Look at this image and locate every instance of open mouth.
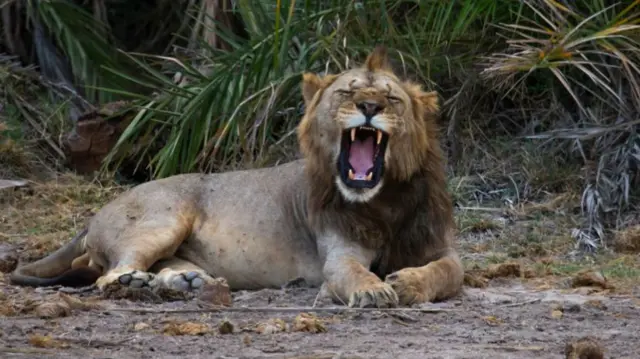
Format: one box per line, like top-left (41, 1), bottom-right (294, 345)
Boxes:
top-left (338, 126), bottom-right (390, 189)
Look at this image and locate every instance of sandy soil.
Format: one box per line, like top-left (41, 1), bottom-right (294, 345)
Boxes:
top-left (1, 277), bottom-right (638, 359)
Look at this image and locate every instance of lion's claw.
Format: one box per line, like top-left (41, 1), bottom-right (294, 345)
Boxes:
top-left (348, 282), bottom-right (399, 308)
top-left (385, 268), bottom-right (430, 306)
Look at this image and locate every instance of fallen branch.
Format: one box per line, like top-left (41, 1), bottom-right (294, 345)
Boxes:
top-left (499, 298), bottom-right (541, 308)
top-left (0, 347), bottom-right (54, 355)
top-left (477, 344), bottom-right (545, 352)
top-left (456, 206), bottom-right (505, 212)
top-left (104, 305), bottom-right (451, 315)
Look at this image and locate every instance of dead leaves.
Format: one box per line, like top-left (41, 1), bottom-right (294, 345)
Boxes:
top-left (463, 273), bottom-right (489, 288)
top-left (35, 302), bottom-right (71, 319)
top-left (254, 318), bottom-right (288, 334)
top-left (481, 315), bottom-right (504, 326)
top-left (0, 292), bottom-right (104, 318)
top-left (34, 292), bottom-right (105, 319)
top-left (0, 243), bottom-right (18, 273)
top-left (551, 309), bottom-right (564, 319)
top-left (150, 313), bottom-right (328, 337)
top-left (485, 262), bottom-right (522, 278)
top-left (292, 313), bottom-right (327, 333)
top-left (612, 224), bottom-right (640, 253)
top-left (251, 313), bottom-right (327, 334)
top-left (571, 270), bottom-right (613, 290)
top-left (218, 319), bottom-right (235, 334)
top-left (583, 299), bottom-right (607, 310)
top-left (133, 322), bottom-right (151, 331)
top-left (564, 336), bottom-right (605, 359)
top-left (58, 292), bottom-right (103, 311)
top-left (101, 283), bottom-right (194, 303)
top-left (28, 334), bottom-right (69, 349)
top-left (0, 296), bottom-right (38, 317)
top-left (464, 262), bottom-right (535, 288)
top-left (162, 321), bottom-right (211, 336)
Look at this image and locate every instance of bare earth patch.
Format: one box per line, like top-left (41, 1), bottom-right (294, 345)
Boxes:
top-left (0, 279), bottom-right (639, 358)
top-left (1, 177), bottom-right (640, 358)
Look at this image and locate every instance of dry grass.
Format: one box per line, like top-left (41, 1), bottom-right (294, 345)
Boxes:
top-left (612, 225), bottom-right (640, 254)
top-left (0, 171), bottom-right (127, 261)
top-left (0, 135), bottom-right (35, 180)
top-left (456, 194), bottom-right (640, 294)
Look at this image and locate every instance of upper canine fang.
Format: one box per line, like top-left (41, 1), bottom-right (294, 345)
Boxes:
top-left (350, 128), bottom-right (356, 142)
top-left (376, 130), bottom-right (382, 144)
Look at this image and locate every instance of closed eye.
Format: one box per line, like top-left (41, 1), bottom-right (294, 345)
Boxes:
top-left (386, 96), bottom-right (402, 103)
top-left (336, 89), bottom-right (354, 96)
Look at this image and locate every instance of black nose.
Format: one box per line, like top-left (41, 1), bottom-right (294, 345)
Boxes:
top-left (356, 100), bottom-right (384, 118)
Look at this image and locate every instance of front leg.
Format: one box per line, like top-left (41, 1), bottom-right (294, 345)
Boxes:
top-left (318, 232), bottom-right (398, 308)
top-left (385, 249), bottom-right (464, 306)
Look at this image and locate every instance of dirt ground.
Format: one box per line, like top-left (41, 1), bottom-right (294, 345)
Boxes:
top-left (1, 176), bottom-right (640, 358)
top-left (0, 277), bottom-right (638, 359)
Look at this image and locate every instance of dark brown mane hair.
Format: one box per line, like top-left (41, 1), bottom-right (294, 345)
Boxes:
top-left (297, 46), bottom-right (454, 277)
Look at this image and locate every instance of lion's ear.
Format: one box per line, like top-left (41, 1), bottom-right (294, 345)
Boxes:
top-left (302, 73), bottom-right (323, 105)
top-left (418, 91), bottom-right (440, 114)
top-left (364, 45), bottom-right (391, 72)
top-left (301, 73), bottom-right (337, 105)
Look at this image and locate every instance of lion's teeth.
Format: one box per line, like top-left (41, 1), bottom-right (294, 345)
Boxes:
top-left (351, 128), bottom-right (356, 142)
top-left (348, 169), bottom-right (355, 180)
top-left (376, 130), bottom-right (382, 145)
top-left (365, 172), bottom-right (373, 181)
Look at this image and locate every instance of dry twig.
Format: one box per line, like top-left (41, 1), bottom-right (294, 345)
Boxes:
top-left (499, 298), bottom-right (542, 308)
top-left (104, 305), bottom-right (451, 315)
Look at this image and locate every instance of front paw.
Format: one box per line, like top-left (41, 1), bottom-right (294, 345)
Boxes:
top-left (385, 268), bottom-right (431, 306)
top-left (349, 281), bottom-right (399, 308)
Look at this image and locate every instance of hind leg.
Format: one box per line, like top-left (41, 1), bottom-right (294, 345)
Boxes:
top-left (149, 257), bottom-right (216, 292)
top-left (92, 217), bottom-right (192, 291)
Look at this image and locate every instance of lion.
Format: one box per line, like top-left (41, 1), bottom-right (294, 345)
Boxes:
top-left (10, 46), bottom-right (464, 308)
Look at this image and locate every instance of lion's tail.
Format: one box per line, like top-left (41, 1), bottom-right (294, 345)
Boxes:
top-left (9, 228), bottom-right (101, 288)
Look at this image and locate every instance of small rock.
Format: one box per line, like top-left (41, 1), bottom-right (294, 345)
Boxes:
top-left (133, 322), bottom-right (150, 331)
top-left (242, 334), bottom-right (252, 346)
top-left (550, 302), bottom-right (564, 311)
top-left (565, 303), bottom-right (581, 313)
top-left (0, 243), bottom-right (18, 273)
top-left (218, 319), bottom-right (234, 334)
top-left (198, 278), bottom-right (232, 307)
top-left (551, 309), bottom-right (563, 319)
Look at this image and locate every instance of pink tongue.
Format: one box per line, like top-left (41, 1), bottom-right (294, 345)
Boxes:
top-left (348, 136), bottom-right (375, 179)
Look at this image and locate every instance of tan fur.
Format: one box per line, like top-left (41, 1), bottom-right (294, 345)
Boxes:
top-left (10, 46), bottom-right (463, 307)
